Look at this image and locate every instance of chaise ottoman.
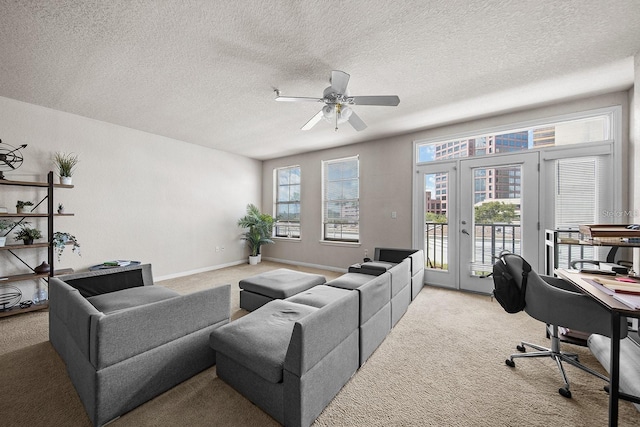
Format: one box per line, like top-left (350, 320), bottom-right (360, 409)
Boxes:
top-left (239, 268), bottom-right (327, 311)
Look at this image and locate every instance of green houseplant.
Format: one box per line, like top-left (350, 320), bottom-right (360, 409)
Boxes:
top-left (237, 203), bottom-right (274, 264)
top-left (52, 231), bottom-right (81, 262)
top-left (16, 200), bottom-right (34, 214)
top-left (14, 223), bottom-right (42, 245)
top-left (53, 152), bottom-right (79, 185)
top-left (0, 219), bottom-right (12, 247)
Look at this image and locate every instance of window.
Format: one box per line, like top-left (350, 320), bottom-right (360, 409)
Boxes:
top-left (416, 113), bottom-right (611, 163)
top-left (274, 166), bottom-right (301, 238)
top-left (322, 156), bottom-right (359, 242)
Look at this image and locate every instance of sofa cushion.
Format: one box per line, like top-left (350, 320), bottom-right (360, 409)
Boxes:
top-left (239, 268), bottom-right (326, 299)
top-left (326, 272), bottom-right (376, 290)
top-left (86, 285), bottom-right (179, 313)
top-left (210, 300), bottom-right (317, 383)
top-left (349, 261), bottom-right (394, 276)
top-left (286, 285), bottom-right (353, 308)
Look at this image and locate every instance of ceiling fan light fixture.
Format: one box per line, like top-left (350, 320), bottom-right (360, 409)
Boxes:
top-left (322, 104), bottom-right (351, 124)
top-left (281, 70), bottom-right (399, 132)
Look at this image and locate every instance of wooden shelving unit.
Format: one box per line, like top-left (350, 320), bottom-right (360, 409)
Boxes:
top-left (0, 171), bottom-right (74, 317)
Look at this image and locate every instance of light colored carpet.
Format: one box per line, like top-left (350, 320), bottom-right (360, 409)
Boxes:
top-left (0, 261), bottom-right (638, 426)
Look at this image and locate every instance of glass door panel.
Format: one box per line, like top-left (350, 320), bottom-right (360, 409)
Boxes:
top-left (459, 152), bottom-right (539, 293)
top-left (414, 162), bottom-right (457, 289)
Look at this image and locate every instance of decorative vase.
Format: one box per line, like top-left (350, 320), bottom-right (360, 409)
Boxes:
top-left (32, 288), bottom-right (48, 305)
top-left (17, 207), bottom-right (25, 214)
top-left (23, 238), bottom-right (34, 245)
top-left (34, 261), bottom-right (50, 274)
top-left (60, 176), bottom-right (72, 185)
top-left (249, 255), bottom-right (259, 265)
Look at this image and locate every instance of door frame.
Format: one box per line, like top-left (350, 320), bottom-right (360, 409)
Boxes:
top-left (458, 151), bottom-right (539, 293)
top-left (413, 162), bottom-right (458, 289)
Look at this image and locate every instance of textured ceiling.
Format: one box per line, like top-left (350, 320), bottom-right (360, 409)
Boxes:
top-left (1, 0), bottom-right (639, 160)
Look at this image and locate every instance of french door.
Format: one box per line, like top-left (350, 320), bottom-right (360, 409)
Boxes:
top-left (458, 152), bottom-right (539, 293)
top-left (415, 152), bottom-right (539, 293)
top-left (414, 162), bottom-right (458, 289)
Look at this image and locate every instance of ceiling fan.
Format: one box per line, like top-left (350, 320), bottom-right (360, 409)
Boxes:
top-left (274, 70), bottom-right (400, 132)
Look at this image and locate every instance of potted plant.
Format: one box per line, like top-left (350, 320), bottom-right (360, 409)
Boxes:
top-left (53, 152), bottom-right (79, 185)
top-left (14, 224), bottom-right (42, 245)
top-left (0, 219), bottom-right (12, 247)
top-left (57, 203), bottom-right (64, 214)
top-left (16, 200), bottom-right (34, 214)
top-left (240, 227), bottom-right (264, 265)
top-left (52, 231), bottom-right (81, 262)
top-left (237, 204), bottom-right (274, 264)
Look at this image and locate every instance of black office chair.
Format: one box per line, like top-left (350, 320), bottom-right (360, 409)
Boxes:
top-left (499, 253), bottom-right (628, 398)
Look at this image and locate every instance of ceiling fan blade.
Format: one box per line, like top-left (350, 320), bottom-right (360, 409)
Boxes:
top-left (348, 111), bottom-right (367, 131)
top-left (330, 70), bottom-right (350, 94)
top-left (301, 110), bottom-right (324, 130)
top-left (275, 96), bottom-right (322, 102)
top-left (350, 95), bottom-right (400, 106)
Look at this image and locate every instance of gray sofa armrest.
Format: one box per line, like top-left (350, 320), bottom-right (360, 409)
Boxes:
top-left (285, 289), bottom-right (359, 376)
top-left (409, 250), bottom-right (425, 276)
top-left (91, 284), bottom-right (231, 368)
top-left (49, 277), bottom-right (102, 361)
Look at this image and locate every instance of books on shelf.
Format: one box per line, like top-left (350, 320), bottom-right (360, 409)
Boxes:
top-left (102, 260), bottom-right (131, 267)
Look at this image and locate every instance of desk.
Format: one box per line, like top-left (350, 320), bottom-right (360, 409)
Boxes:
top-left (555, 268), bottom-right (640, 427)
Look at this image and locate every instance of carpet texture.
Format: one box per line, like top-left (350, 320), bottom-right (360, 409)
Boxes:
top-left (0, 261), bottom-right (638, 426)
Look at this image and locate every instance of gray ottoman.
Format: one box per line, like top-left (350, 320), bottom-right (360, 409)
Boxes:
top-left (239, 268), bottom-right (327, 311)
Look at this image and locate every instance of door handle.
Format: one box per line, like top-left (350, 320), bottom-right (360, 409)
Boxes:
top-left (461, 229), bottom-right (470, 235)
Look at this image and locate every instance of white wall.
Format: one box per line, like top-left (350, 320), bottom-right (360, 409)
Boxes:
top-left (262, 91), bottom-right (631, 271)
top-left (0, 96), bottom-right (261, 301)
top-left (262, 138), bottom-right (413, 271)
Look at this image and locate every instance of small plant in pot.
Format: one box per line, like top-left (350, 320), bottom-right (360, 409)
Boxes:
top-left (52, 231), bottom-right (81, 262)
top-left (14, 223), bottom-right (42, 245)
top-left (16, 200), bottom-right (34, 214)
top-left (57, 203), bottom-right (64, 214)
top-left (53, 151), bottom-right (79, 185)
top-left (0, 219), bottom-right (12, 247)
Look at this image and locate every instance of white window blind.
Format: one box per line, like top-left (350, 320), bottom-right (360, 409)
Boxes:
top-left (555, 157), bottom-right (598, 229)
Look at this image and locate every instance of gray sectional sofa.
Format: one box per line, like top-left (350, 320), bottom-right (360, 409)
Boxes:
top-left (210, 285), bottom-right (359, 427)
top-left (325, 271), bottom-right (392, 366)
top-left (210, 248), bottom-right (425, 427)
top-left (374, 247), bottom-right (425, 300)
top-left (49, 264), bottom-right (231, 427)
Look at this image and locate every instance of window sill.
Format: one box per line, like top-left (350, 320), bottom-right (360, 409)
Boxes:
top-left (319, 240), bottom-right (361, 247)
top-left (273, 236), bottom-right (301, 242)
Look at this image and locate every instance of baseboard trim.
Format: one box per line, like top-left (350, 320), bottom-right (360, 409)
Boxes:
top-left (155, 260), bottom-right (246, 282)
